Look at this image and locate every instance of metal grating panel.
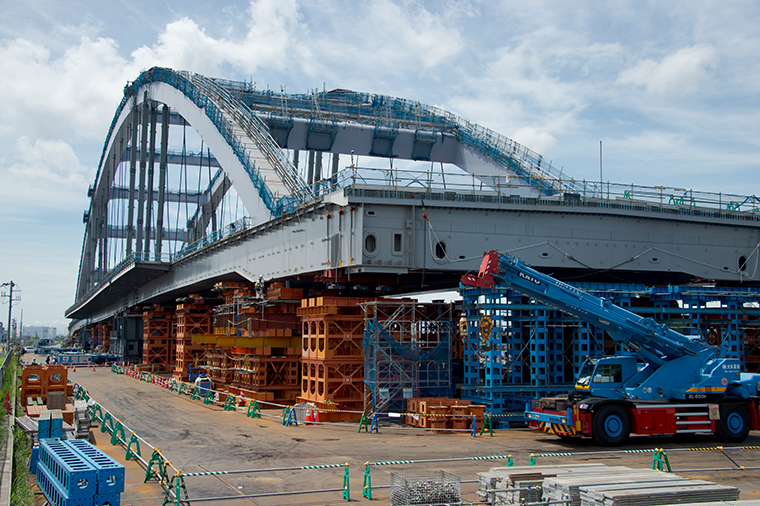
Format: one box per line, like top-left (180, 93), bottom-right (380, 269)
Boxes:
top-left (67, 439), bottom-right (125, 495)
top-left (38, 439), bottom-right (98, 499)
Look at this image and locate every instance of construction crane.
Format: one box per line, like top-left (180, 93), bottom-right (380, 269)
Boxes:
top-left (461, 251), bottom-right (760, 445)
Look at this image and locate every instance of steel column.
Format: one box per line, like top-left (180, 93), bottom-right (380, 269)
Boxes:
top-left (307, 150), bottom-right (314, 184)
top-left (144, 103), bottom-right (157, 258)
top-left (155, 104), bottom-right (169, 257)
top-left (135, 92), bottom-right (149, 256)
top-left (126, 97), bottom-right (139, 256)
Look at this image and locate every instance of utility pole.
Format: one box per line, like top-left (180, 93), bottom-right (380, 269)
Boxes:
top-left (1, 281), bottom-right (20, 346)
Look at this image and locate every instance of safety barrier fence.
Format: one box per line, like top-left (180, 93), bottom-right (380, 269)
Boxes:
top-left (71, 382), bottom-right (353, 504)
top-left (71, 383), bottom-right (185, 504)
top-left (72, 378), bottom-right (760, 505)
top-left (113, 364), bottom-right (504, 436)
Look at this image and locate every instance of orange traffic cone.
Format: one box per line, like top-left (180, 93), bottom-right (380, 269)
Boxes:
top-left (305, 409), bottom-right (314, 425)
top-left (72, 366), bottom-right (76, 372)
top-left (313, 409), bottom-right (321, 424)
top-left (92, 366), bottom-right (96, 372)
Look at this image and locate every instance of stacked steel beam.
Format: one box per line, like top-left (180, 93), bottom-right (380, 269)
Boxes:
top-left (231, 283), bottom-right (303, 403)
top-left (201, 281), bottom-right (303, 403)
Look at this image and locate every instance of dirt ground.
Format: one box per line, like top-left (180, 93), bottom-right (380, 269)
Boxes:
top-left (52, 364), bottom-right (760, 505)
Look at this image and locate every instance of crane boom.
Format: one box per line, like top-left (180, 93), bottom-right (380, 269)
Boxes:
top-left (461, 251), bottom-right (717, 367)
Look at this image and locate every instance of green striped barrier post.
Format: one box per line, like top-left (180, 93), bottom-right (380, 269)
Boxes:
top-left (125, 432), bottom-right (141, 460)
top-left (169, 379), bottom-right (178, 392)
top-left (507, 455), bottom-right (513, 467)
top-left (362, 462), bottom-right (372, 499)
top-left (529, 453), bottom-right (536, 466)
top-left (144, 449), bottom-right (169, 484)
top-left (101, 412), bottom-right (114, 434)
top-left (76, 386), bottom-right (90, 402)
top-left (358, 413), bottom-right (368, 433)
top-left (179, 382), bottom-right (189, 396)
top-left (652, 448), bottom-right (671, 472)
top-left (480, 415), bottom-right (493, 436)
top-left (342, 464), bottom-right (350, 502)
top-left (247, 401), bottom-right (261, 418)
top-left (191, 386), bottom-right (200, 400)
top-left (111, 419), bottom-right (126, 446)
top-left (164, 472), bottom-right (189, 506)
top-left (223, 395), bottom-right (236, 411)
top-left (282, 407), bottom-right (291, 426)
top-left (89, 403), bottom-right (103, 423)
top-left (286, 407), bottom-right (298, 427)
top-left (203, 390), bottom-right (214, 405)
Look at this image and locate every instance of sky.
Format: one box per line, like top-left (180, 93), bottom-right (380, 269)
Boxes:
top-left (1, 0), bottom-right (759, 332)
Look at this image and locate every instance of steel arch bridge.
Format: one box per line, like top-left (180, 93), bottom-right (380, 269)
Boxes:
top-left (68, 67), bottom-right (760, 330)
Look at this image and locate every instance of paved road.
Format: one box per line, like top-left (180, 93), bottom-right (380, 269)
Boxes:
top-left (70, 366), bottom-right (760, 505)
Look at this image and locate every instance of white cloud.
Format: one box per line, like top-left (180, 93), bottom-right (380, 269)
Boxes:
top-left (288, 0), bottom-right (464, 87)
top-left (511, 127), bottom-right (557, 156)
top-left (8, 136), bottom-right (94, 190)
top-left (0, 36), bottom-right (129, 140)
top-left (617, 44), bottom-right (719, 95)
top-left (130, 0), bottom-right (305, 77)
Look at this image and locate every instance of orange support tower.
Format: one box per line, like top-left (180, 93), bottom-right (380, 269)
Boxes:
top-left (174, 295), bottom-right (215, 381)
top-left (141, 305), bottom-right (176, 372)
top-left (297, 296), bottom-right (373, 419)
top-left (100, 323), bottom-right (113, 353)
top-left (90, 323), bottom-right (112, 352)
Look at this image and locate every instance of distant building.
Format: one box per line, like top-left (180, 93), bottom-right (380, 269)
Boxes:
top-left (24, 326), bottom-right (57, 341)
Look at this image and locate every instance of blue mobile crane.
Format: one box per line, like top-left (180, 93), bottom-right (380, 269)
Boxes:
top-left (461, 250), bottom-right (760, 445)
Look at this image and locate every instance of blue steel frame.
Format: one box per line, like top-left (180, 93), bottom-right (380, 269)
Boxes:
top-left (460, 283), bottom-right (760, 421)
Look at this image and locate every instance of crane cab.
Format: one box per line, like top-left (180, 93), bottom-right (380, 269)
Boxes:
top-left (576, 356), bottom-right (638, 399)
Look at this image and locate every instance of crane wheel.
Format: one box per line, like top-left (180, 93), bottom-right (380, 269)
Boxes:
top-left (715, 404), bottom-right (750, 443)
top-left (592, 404), bottom-right (631, 446)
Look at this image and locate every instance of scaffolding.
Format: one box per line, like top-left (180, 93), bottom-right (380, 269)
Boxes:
top-left (362, 300), bottom-right (454, 415)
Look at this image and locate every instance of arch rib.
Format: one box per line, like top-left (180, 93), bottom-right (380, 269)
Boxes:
top-left (128, 68), bottom-right (311, 217)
